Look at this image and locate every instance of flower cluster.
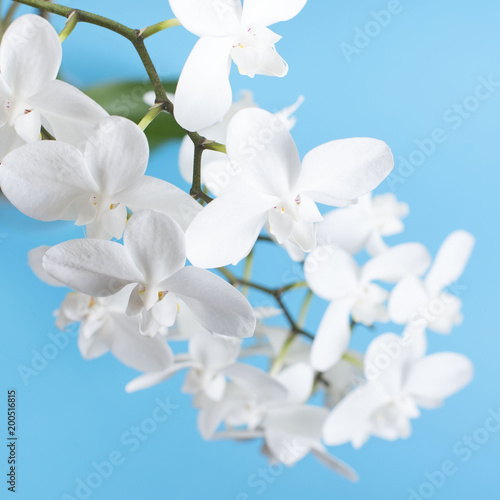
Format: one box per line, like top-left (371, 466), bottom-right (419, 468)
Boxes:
top-left (0, 4), bottom-right (474, 481)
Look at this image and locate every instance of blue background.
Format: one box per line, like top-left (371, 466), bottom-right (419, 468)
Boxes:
top-left (1, 0), bottom-right (498, 499)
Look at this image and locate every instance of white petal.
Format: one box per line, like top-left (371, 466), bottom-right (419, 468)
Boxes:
top-left (0, 122), bottom-right (25, 159)
top-left (264, 405), bottom-right (328, 464)
top-left (28, 246), bottom-right (64, 287)
top-left (174, 36), bottom-right (233, 131)
top-left (388, 276), bottom-right (430, 325)
top-left (275, 362), bottom-right (314, 403)
top-left (151, 292), bottom-right (178, 327)
top-left (83, 116), bottom-right (149, 195)
top-left (310, 299), bottom-right (354, 372)
top-left (78, 329), bottom-right (108, 360)
top-left (316, 207), bottom-right (371, 254)
top-left (322, 382), bottom-right (390, 446)
top-left (223, 363), bottom-right (287, 402)
top-left (29, 80), bottom-right (108, 145)
top-left (43, 239), bottom-right (143, 296)
top-left (189, 330), bottom-right (240, 368)
top-left (297, 138), bottom-right (394, 204)
top-left (163, 266), bottom-right (256, 338)
top-left (169, 0), bottom-right (241, 37)
top-left (100, 313), bottom-right (174, 372)
top-left (226, 108), bottom-right (301, 196)
top-left (185, 185), bottom-right (274, 268)
top-left (310, 445), bottom-right (359, 481)
top-left (14, 108), bottom-right (41, 143)
top-left (0, 141), bottom-right (97, 221)
top-left (124, 210), bottom-right (186, 284)
top-left (405, 352), bottom-right (473, 407)
top-left (0, 15), bottom-right (61, 99)
top-left (361, 243), bottom-right (432, 284)
top-left (363, 332), bottom-right (408, 395)
top-left (119, 176), bottom-right (201, 231)
top-left (425, 230), bottom-right (475, 297)
top-left (305, 246), bottom-right (359, 301)
top-left (126, 361), bottom-right (194, 392)
top-left (242, 0), bottom-right (307, 26)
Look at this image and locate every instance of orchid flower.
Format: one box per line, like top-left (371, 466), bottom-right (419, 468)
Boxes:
top-left (321, 351), bottom-right (364, 408)
top-left (205, 362), bottom-right (357, 479)
top-left (0, 14), bottom-right (107, 158)
top-left (323, 330), bottom-right (473, 448)
top-left (177, 91), bottom-right (304, 195)
top-left (57, 288), bottom-right (174, 374)
top-left (169, 0), bottom-right (307, 130)
top-left (127, 328), bottom-right (241, 397)
top-left (388, 230), bottom-right (475, 334)
top-left (0, 116), bottom-right (200, 239)
top-left (316, 193), bottom-right (409, 256)
top-left (305, 243), bottom-right (431, 372)
top-left (42, 209), bottom-right (256, 338)
top-left (185, 108), bottom-right (394, 268)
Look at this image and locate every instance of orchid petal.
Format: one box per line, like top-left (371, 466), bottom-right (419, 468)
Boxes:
top-left (298, 138), bottom-right (393, 204)
top-left (226, 108), bottom-right (301, 196)
top-left (83, 116), bottom-right (149, 195)
top-left (0, 141), bottom-right (97, 221)
top-left (164, 266), bottom-right (256, 338)
top-left (124, 210), bottom-right (186, 284)
top-left (101, 314), bottom-right (174, 372)
top-left (185, 185), bottom-right (274, 268)
top-left (0, 15), bottom-right (61, 99)
top-left (310, 299), bottom-right (354, 372)
top-left (169, 0), bottom-right (241, 37)
top-left (388, 276), bottom-right (430, 325)
top-left (361, 243), bottom-right (432, 284)
top-left (405, 352), bottom-right (473, 407)
top-left (305, 247), bottom-right (359, 301)
top-left (425, 230), bottom-right (475, 297)
top-left (174, 36), bottom-right (233, 131)
top-left (119, 176), bottom-right (201, 231)
top-left (29, 80), bottom-right (108, 145)
top-left (43, 239), bottom-right (143, 296)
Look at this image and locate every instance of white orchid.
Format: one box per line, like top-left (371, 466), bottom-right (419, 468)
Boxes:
top-left (321, 351), bottom-right (364, 408)
top-left (388, 230), bottom-right (475, 334)
top-left (177, 91), bottom-right (304, 195)
top-left (0, 14), bottom-right (107, 158)
top-left (316, 193), bottom-right (409, 256)
top-left (305, 243), bottom-right (431, 372)
top-left (127, 328), bottom-right (241, 398)
top-left (323, 330), bottom-right (473, 448)
top-left (57, 288), bottom-right (174, 374)
top-left (169, 0), bottom-right (307, 130)
top-left (0, 116), bottom-right (200, 239)
top-left (42, 209), bottom-right (256, 338)
top-left (204, 362), bottom-right (357, 479)
top-left (185, 108), bottom-right (394, 268)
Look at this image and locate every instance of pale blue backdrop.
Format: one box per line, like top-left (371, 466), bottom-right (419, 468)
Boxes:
top-left (1, 1), bottom-right (498, 499)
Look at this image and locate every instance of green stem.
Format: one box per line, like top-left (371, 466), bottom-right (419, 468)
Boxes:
top-left (277, 281), bottom-right (308, 295)
top-left (297, 289), bottom-right (314, 328)
top-left (190, 144), bottom-right (213, 204)
top-left (270, 333), bottom-right (295, 376)
top-left (58, 9), bottom-right (78, 43)
top-left (241, 250), bottom-right (254, 297)
top-left (3, 1), bottom-right (18, 29)
top-left (138, 104), bottom-right (163, 131)
top-left (342, 352), bottom-right (363, 370)
top-left (219, 268), bottom-right (315, 340)
top-left (140, 18), bottom-right (180, 39)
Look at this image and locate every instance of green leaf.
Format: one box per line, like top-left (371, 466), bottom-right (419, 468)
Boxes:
top-left (83, 80), bottom-right (185, 151)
